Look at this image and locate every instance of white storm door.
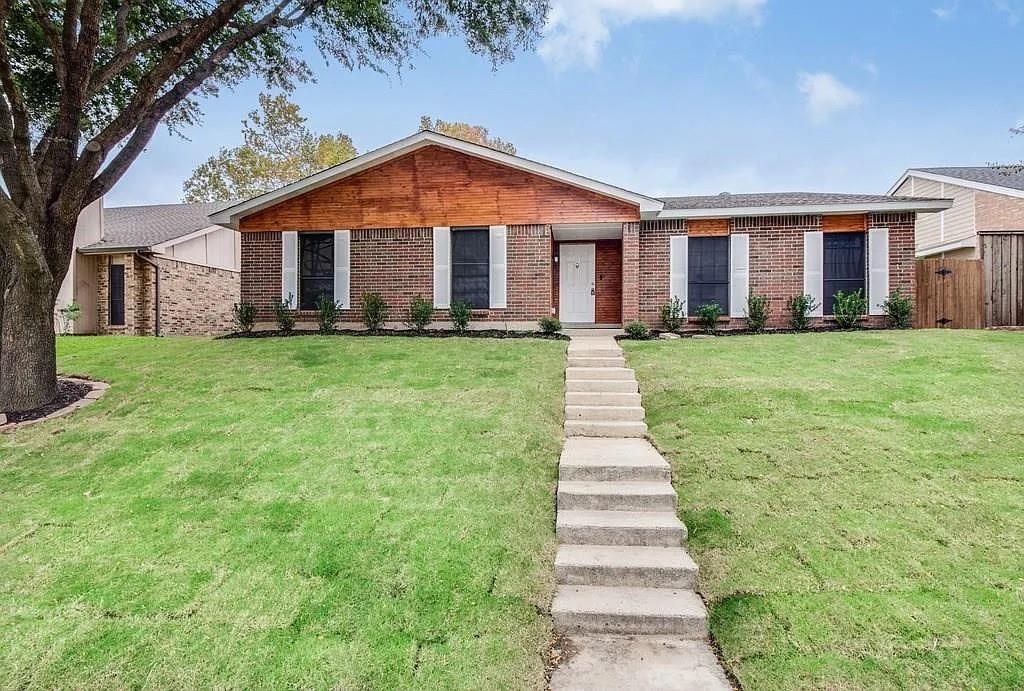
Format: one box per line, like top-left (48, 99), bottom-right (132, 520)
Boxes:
top-left (560, 243), bottom-right (596, 323)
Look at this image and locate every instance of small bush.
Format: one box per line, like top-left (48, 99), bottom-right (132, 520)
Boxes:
top-left (659, 297), bottom-right (685, 332)
top-left (272, 296), bottom-right (296, 334)
top-left (232, 302), bottom-right (257, 334)
top-left (315, 294), bottom-right (341, 334)
top-left (624, 321), bottom-right (650, 339)
top-left (883, 290), bottom-right (913, 329)
top-left (787, 294), bottom-right (818, 332)
top-left (449, 300), bottom-right (472, 333)
top-left (361, 292), bottom-right (388, 331)
top-left (695, 302), bottom-right (723, 334)
top-left (407, 296), bottom-right (433, 331)
top-left (833, 289), bottom-right (867, 330)
top-left (538, 316), bottom-right (562, 334)
top-left (58, 302), bottom-right (82, 335)
top-left (745, 295), bottom-right (770, 333)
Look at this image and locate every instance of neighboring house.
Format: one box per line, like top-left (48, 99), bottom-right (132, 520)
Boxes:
top-left (210, 131), bottom-right (951, 331)
top-left (889, 167), bottom-right (1024, 327)
top-left (57, 200), bottom-right (241, 335)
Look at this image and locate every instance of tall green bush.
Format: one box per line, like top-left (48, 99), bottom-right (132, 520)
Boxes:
top-left (833, 290), bottom-right (867, 330)
top-left (449, 300), bottom-right (472, 333)
top-left (407, 296), bottom-right (433, 331)
top-left (745, 295), bottom-right (770, 333)
top-left (883, 290), bottom-right (913, 328)
top-left (659, 297), bottom-right (685, 332)
top-left (361, 292), bottom-right (388, 331)
top-left (695, 302), bottom-right (723, 334)
top-left (787, 294), bottom-right (818, 332)
top-left (315, 294), bottom-right (341, 334)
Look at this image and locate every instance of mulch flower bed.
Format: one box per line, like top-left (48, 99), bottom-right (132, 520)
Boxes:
top-left (1, 377), bottom-right (109, 431)
top-left (219, 328), bottom-right (570, 341)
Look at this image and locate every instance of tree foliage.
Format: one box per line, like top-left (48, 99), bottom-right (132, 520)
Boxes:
top-left (0, 0), bottom-right (548, 411)
top-left (419, 115), bottom-right (516, 154)
top-left (183, 93), bottom-right (356, 202)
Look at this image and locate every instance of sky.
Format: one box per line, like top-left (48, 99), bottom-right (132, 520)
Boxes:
top-left (107, 0), bottom-right (1024, 207)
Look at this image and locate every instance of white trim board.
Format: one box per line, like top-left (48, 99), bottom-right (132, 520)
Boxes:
top-left (210, 131), bottom-right (663, 228)
top-left (888, 169), bottom-right (1024, 200)
top-left (915, 236), bottom-right (978, 257)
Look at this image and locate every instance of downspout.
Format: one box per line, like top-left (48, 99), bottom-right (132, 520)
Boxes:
top-left (135, 250), bottom-right (161, 337)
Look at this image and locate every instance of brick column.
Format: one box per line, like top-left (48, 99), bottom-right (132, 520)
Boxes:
top-left (621, 222), bottom-right (640, 323)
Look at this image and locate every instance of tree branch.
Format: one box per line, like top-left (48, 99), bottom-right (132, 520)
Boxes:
top-left (0, 0), bottom-right (43, 222)
top-left (89, 18), bottom-right (202, 98)
top-left (27, 0), bottom-right (66, 82)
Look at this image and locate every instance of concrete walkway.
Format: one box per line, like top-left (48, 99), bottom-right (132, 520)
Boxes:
top-left (551, 331), bottom-right (732, 691)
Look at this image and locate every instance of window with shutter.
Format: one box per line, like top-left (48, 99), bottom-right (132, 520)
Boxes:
top-left (687, 236), bottom-right (730, 313)
top-left (299, 233), bottom-right (334, 310)
top-left (823, 232), bottom-right (866, 315)
top-left (451, 227), bottom-right (490, 309)
top-left (108, 264), bottom-right (125, 326)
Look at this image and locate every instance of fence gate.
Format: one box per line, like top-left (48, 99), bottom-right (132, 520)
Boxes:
top-left (914, 258), bottom-right (984, 329)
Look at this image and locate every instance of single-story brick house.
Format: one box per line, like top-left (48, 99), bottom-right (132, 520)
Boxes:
top-left (210, 131), bottom-right (952, 330)
top-left (58, 199), bottom-right (241, 335)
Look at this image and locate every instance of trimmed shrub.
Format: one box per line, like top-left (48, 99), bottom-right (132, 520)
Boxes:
top-left (833, 289), bottom-right (867, 330)
top-left (624, 321), bottom-right (650, 339)
top-left (407, 296), bottom-right (433, 331)
top-left (659, 297), bottom-right (685, 332)
top-left (232, 302), bottom-right (257, 334)
top-left (883, 290), bottom-right (913, 329)
top-left (315, 294), bottom-right (341, 334)
top-left (695, 302), bottom-right (723, 334)
top-left (787, 294), bottom-right (818, 332)
top-left (538, 316), bottom-right (562, 334)
top-left (745, 295), bottom-right (770, 333)
top-left (272, 296), bottom-right (296, 334)
top-left (449, 300), bottom-right (472, 333)
top-left (361, 292), bottom-right (388, 331)
top-left (58, 302), bottom-right (82, 335)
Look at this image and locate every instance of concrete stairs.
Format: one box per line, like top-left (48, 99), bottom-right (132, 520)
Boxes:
top-left (551, 333), bottom-right (731, 690)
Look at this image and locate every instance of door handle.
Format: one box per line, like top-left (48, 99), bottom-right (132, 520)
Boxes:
top-left (590, 287), bottom-right (595, 296)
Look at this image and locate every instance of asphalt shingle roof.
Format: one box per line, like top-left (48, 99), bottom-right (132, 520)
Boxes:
top-left (912, 166), bottom-right (1024, 192)
top-left (659, 191), bottom-right (941, 210)
top-left (81, 202), bottom-right (228, 251)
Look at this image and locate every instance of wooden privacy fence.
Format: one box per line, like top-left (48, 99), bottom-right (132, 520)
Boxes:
top-left (914, 258), bottom-right (984, 329)
top-left (981, 233), bottom-right (1024, 327)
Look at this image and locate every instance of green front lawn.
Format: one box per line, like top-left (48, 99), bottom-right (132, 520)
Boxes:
top-left (625, 330), bottom-right (1024, 690)
top-left (0, 336), bottom-right (566, 689)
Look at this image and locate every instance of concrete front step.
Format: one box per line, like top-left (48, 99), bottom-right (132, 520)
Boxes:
top-left (556, 545), bottom-right (698, 588)
top-left (565, 405), bottom-right (646, 422)
top-left (567, 348), bottom-right (624, 359)
top-left (557, 510), bottom-right (686, 547)
top-left (557, 481), bottom-right (676, 511)
top-left (552, 585), bottom-right (708, 637)
top-left (564, 391), bottom-right (643, 407)
top-left (549, 635), bottom-right (732, 691)
top-left (565, 367), bottom-right (636, 382)
top-left (566, 379), bottom-right (639, 394)
top-left (567, 356), bottom-right (627, 368)
top-left (565, 420), bottom-right (648, 438)
top-left (559, 438), bottom-right (671, 482)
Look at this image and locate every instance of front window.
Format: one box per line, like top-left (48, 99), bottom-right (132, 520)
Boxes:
top-left (300, 233), bottom-right (334, 310)
top-left (823, 232), bottom-right (866, 315)
top-left (451, 227), bottom-right (489, 309)
top-left (687, 236), bottom-right (729, 314)
top-left (108, 264), bottom-right (125, 326)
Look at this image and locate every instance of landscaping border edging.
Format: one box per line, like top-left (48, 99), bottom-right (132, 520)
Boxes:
top-left (0, 378), bottom-right (109, 433)
top-left (218, 328), bottom-right (570, 341)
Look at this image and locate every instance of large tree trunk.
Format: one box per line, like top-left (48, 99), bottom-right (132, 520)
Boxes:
top-left (0, 209), bottom-right (59, 413)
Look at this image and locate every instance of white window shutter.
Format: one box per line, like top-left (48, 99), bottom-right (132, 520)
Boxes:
top-left (868, 228), bottom-right (889, 316)
top-left (669, 235), bottom-right (688, 316)
top-left (333, 229), bottom-right (351, 309)
top-left (281, 231), bottom-right (298, 308)
top-left (433, 226), bottom-right (451, 309)
top-left (489, 225), bottom-right (507, 309)
top-left (729, 233), bottom-right (749, 318)
top-left (803, 231), bottom-right (824, 317)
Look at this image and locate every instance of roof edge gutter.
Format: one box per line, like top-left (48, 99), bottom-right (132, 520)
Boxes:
top-left (648, 199), bottom-right (953, 220)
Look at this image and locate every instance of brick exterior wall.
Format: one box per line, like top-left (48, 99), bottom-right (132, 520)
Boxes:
top-left (638, 219), bottom-right (686, 324)
top-left (870, 212), bottom-right (916, 305)
top-left (240, 224), bottom-right (553, 325)
top-left (621, 223), bottom-right (640, 322)
top-left (96, 254), bottom-right (240, 335)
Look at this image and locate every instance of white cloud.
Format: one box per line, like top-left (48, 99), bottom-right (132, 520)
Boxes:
top-left (538, 0), bottom-right (766, 70)
top-left (797, 72), bottom-right (863, 123)
top-left (932, 1), bottom-right (959, 20)
top-left (729, 54), bottom-right (772, 91)
top-left (992, 0), bottom-right (1022, 25)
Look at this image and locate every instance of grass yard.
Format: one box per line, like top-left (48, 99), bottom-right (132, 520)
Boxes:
top-left (624, 330), bottom-right (1024, 691)
top-left (0, 336), bottom-right (566, 690)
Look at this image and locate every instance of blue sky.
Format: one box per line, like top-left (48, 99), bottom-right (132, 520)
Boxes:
top-left (107, 0), bottom-right (1024, 206)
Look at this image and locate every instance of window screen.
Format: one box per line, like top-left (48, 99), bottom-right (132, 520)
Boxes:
top-left (687, 236), bottom-right (730, 314)
top-left (299, 233), bottom-right (334, 310)
top-left (108, 264), bottom-right (125, 326)
top-left (823, 232), bottom-right (866, 315)
top-left (451, 227), bottom-right (489, 309)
